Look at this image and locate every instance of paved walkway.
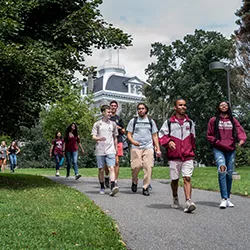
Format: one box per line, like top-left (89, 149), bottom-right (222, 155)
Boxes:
top-left (48, 176), bottom-right (250, 250)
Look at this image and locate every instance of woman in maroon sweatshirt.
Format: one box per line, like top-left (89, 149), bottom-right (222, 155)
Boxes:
top-left (207, 101), bottom-right (246, 209)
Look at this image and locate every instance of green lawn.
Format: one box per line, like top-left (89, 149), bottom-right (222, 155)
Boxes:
top-left (16, 166), bottom-right (250, 197)
top-left (0, 174), bottom-right (126, 250)
top-left (0, 166), bottom-right (249, 249)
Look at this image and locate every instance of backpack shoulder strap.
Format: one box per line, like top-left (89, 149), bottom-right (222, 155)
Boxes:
top-left (148, 116), bottom-right (153, 132)
top-left (167, 119), bottom-right (171, 135)
top-left (132, 117), bottom-right (138, 134)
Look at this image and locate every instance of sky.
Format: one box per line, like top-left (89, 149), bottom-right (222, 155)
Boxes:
top-left (84, 0), bottom-right (243, 82)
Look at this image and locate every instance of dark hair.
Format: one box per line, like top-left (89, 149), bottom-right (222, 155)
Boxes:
top-left (110, 100), bottom-right (118, 106)
top-left (101, 105), bottom-right (110, 113)
top-left (54, 131), bottom-right (62, 139)
top-left (64, 123), bottom-right (78, 142)
top-left (137, 103), bottom-right (148, 114)
top-left (174, 98), bottom-right (185, 106)
top-left (214, 101), bottom-right (237, 142)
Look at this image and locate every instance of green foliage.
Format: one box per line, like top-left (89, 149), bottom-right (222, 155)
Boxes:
top-left (234, 0), bottom-right (250, 100)
top-left (18, 123), bottom-right (54, 168)
top-left (0, 0), bottom-right (132, 137)
top-left (145, 29), bottom-right (237, 165)
top-left (40, 93), bottom-right (98, 167)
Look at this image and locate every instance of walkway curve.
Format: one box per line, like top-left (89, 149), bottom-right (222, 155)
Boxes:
top-left (48, 176), bottom-right (250, 250)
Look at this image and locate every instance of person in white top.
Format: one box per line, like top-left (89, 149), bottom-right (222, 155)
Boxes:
top-left (92, 105), bottom-right (119, 196)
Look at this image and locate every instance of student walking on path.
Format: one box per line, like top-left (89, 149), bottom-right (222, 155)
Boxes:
top-left (158, 99), bottom-right (196, 212)
top-left (92, 105), bottom-right (119, 196)
top-left (104, 100), bottom-right (125, 189)
top-left (207, 101), bottom-right (246, 209)
top-left (7, 141), bottom-right (20, 173)
top-left (0, 141), bottom-right (8, 173)
top-left (49, 131), bottom-right (64, 177)
top-left (63, 123), bottom-right (84, 180)
top-left (126, 103), bottom-right (161, 196)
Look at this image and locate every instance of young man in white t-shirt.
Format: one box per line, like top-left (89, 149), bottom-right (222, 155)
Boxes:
top-left (92, 105), bottom-right (119, 196)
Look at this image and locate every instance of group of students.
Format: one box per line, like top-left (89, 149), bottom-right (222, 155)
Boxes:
top-left (0, 141), bottom-right (21, 173)
top-left (50, 98), bottom-right (247, 213)
top-left (49, 123), bottom-right (84, 179)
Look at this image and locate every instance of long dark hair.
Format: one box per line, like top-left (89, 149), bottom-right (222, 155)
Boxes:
top-left (214, 101), bottom-right (237, 142)
top-left (64, 123), bottom-right (78, 143)
top-left (54, 131), bottom-right (62, 139)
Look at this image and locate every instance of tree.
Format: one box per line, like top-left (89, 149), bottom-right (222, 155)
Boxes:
top-left (145, 29), bottom-right (236, 165)
top-left (0, 0), bottom-right (132, 137)
top-left (39, 90), bottom-right (98, 168)
top-left (234, 0), bottom-right (250, 100)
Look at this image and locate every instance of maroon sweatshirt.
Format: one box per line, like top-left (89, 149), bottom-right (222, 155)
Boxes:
top-left (207, 115), bottom-right (247, 151)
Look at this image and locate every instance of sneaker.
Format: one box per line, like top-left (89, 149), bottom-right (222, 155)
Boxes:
top-left (219, 199), bottom-right (227, 209)
top-left (131, 182), bottom-right (137, 193)
top-left (227, 199), bottom-right (234, 208)
top-left (171, 197), bottom-right (179, 209)
top-left (148, 184), bottom-right (152, 191)
top-left (184, 199), bottom-right (196, 213)
top-left (99, 188), bottom-right (105, 195)
top-left (66, 175), bottom-right (70, 178)
top-left (110, 186), bottom-right (119, 196)
top-left (105, 177), bottom-right (110, 188)
top-left (55, 173), bottom-right (60, 177)
top-left (142, 188), bottom-right (150, 196)
top-left (75, 174), bottom-right (81, 180)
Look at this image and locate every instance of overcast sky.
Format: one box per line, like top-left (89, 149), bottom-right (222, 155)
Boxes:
top-left (84, 0), bottom-right (242, 82)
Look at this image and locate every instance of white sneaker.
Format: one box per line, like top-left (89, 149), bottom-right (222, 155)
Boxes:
top-left (184, 199), bottom-right (196, 213)
top-left (110, 186), bottom-right (119, 196)
top-left (99, 188), bottom-right (105, 195)
top-left (227, 199), bottom-right (234, 208)
top-left (171, 197), bottom-right (179, 209)
top-left (219, 199), bottom-right (227, 209)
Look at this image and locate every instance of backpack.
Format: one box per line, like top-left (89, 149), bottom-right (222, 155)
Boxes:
top-left (132, 116), bottom-right (153, 134)
top-left (167, 119), bottom-right (192, 134)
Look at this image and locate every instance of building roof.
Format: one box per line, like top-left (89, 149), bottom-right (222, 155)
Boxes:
top-left (93, 76), bottom-right (103, 92)
top-left (105, 75), bottom-right (130, 93)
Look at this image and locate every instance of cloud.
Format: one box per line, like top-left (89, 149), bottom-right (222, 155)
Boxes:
top-left (83, 0), bottom-right (242, 82)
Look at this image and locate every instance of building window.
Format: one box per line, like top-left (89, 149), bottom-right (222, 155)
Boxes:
top-left (130, 84), bottom-right (142, 95)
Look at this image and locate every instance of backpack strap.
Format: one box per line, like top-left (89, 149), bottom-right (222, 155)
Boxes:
top-left (167, 119), bottom-right (192, 135)
top-left (132, 117), bottom-right (138, 134)
top-left (132, 116), bottom-right (153, 134)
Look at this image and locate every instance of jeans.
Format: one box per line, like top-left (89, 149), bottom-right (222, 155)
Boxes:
top-left (213, 148), bottom-right (235, 199)
top-left (9, 154), bottom-right (17, 172)
top-left (65, 151), bottom-right (79, 176)
top-left (55, 154), bottom-right (64, 171)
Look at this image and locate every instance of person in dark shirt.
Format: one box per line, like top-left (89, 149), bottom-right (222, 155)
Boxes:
top-left (104, 100), bottom-right (125, 189)
top-left (49, 131), bottom-right (64, 177)
top-left (7, 141), bottom-right (20, 173)
top-left (63, 123), bottom-right (84, 180)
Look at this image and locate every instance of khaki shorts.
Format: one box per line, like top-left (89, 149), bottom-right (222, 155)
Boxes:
top-left (169, 160), bottom-right (194, 180)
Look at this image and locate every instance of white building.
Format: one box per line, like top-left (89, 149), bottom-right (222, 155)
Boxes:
top-left (81, 62), bottom-right (148, 109)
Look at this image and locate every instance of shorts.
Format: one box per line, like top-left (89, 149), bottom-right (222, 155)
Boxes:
top-left (169, 160), bottom-right (194, 180)
top-left (117, 142), bottom-right (123, 157)
top-left (96, 154), bottom-right (116, 168)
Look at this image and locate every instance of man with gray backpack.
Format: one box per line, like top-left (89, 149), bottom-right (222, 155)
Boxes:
top-left (126, 103), bottom-right (161, 196)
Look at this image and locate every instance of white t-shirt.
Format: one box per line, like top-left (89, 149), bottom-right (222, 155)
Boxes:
top-left (91, 119), bottom-right (118, 155)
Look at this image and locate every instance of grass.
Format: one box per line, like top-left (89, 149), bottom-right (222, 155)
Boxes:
top-left (16, 166), bottom-right (250, 197)
top-left (0, 166), bottom-right (249, 248)
top-left (0, 174), bottom-right (126, 250)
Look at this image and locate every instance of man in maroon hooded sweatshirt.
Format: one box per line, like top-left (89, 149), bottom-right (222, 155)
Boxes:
top-left (159, 99), bottom-right (196, 213)
top-left (207, 101), bottom-right (246, 209)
